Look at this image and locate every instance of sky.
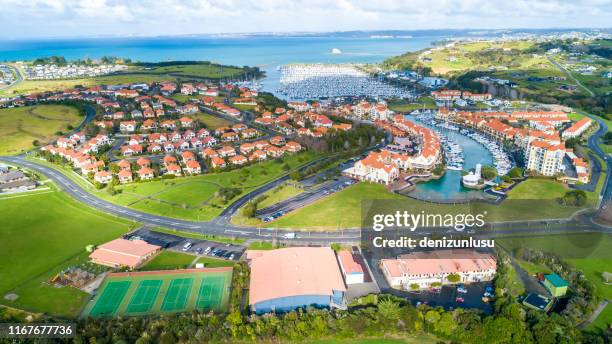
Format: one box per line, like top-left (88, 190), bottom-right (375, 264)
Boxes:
top-left (0, 0), bottom-right (611, 39)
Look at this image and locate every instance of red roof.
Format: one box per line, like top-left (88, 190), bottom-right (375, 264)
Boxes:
top-left (247, 247), bottom-right (346, 306)
top-left (89, 239), bottom-right (160, 269)
top-left (337, 250), bottom-right (364, 275)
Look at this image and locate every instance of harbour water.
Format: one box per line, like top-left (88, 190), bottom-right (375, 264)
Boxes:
top-left (401, 114), bottom-right (494, 201)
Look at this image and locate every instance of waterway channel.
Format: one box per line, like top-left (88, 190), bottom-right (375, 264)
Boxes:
top-left (400, 114), bottom-right (494, 202)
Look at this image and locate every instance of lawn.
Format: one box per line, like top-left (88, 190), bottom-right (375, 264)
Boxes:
top-left (266, 180), bottom-right (589, 230)
top-left (586, 305), bottom-right (611, 333)
top-left (266, 182), bottom-right (404, 230)
top-left (140, 251), bottom-right (196, 271)
top-left (108, 151), bottom-right (320, 221)
top-left (506, 179), bottom-right (569, 200)
top-left (193, 112), bottom-right (233, 129)
top-left (0, 105), bottom-right (83, 155)
top-left (247, 241), bottom-right (280, 250)
top-left (0, 183), bottom-right (135, 317)
top-left (388, 97), bottom-right (437, 113)
top-left (258, 183), bottom-right (304, 209)
top-left (133, 63), bottom-right (243, 79)
top-left (196, 257), bottom-right (235, 268)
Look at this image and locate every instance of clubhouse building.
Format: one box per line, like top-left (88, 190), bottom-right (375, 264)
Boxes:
top-left (246, 247), bottom-right (347, 314)
top-left (89, 238), bottom-right (161, 269)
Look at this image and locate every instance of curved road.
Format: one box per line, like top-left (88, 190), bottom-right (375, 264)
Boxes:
top-left (0, 64), bottom-right (23, 92)
top-left (2, 152), bottom-right (610, 245)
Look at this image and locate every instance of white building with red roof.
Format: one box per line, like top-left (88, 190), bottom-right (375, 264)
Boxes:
top-left (380, 250), bottom-right (496, 290)
top-left (562, 117), bottom-right (593, 139)
top-left (337, 250), bottom-right (365, 285)
top-left (89, 238), bottom-right (161, 269)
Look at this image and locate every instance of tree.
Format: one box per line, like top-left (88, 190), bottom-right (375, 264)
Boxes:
top-left (377, 298), bottom-right (401, 321)
top-left (447, 273), bottom-right (461, 283)
top-left (410, 283), bottom-right (420, 290)
top-left (242, 202), bottom-right (257, 218)
top-left (508, 167), bottom-right (524, 179)
top-left (561, 190), bottom-right (587, 206)
top-left (290, 170), bottom-right (302, 181)
top-left (481, 165), bottom-right (497, 181)
top-left (434, 312), bottom-right (457, 336)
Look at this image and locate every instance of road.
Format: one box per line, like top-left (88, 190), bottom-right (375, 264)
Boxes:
top-left (256, 176), bottom-right (354, 221)
top-left (547, 56), bottom-right (594, 97)
top-left (0, 64), bottom-right (23, 92)
top-left (2, 154), bottom-right (611, 247)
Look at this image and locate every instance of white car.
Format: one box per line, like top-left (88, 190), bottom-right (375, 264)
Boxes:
top-left (182, 242), bottom-right (192, 251)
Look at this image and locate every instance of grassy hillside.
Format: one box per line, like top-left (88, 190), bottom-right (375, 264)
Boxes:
top-left (0, 105), bottom-right (82, 155)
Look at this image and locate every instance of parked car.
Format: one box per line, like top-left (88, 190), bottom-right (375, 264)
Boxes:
top-left (182, 242), bottom-right (192, 251)
top-left (455, 297), bottom-right (465, 303)
top-left (204, 246), bottom-right (212, 254)
top-left (196, 247), bottom-right (203, 255)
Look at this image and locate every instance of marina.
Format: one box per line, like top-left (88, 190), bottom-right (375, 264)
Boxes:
top-left (400, 111), bottom-right (495, 201)
top-left (276, 64), bottom-right (412, 100)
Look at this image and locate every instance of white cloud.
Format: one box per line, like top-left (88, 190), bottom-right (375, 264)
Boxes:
top-left (0, 0), bottom-right (610, 38)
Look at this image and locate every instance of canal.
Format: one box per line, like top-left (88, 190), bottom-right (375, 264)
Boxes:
top-left (400, 115), bottom-right (494, 202)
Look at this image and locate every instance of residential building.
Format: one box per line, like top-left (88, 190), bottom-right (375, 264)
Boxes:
top-left (526, 141), bottom-right (565, 176)
top-left (380, 250), bottom-right (496, 290)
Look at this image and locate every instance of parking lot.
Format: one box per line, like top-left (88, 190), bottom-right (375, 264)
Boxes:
top-left (126, 227), bottom-right (246, 261)
top-left (257, 176), bottom-right (356, 222)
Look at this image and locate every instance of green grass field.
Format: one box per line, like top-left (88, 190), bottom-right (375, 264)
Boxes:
top-left (140, 251), bottom-right (235, 271)
top-left (388, 97), bottom-right (437, 113)
top-left (82, 268), bottom-right (232, 317)
top-left (266, 180), bottom-right (589, 230)
top-left (0, 183), bottom-right (135, 318)
top-left (258, 184), bottom-right (304, 209)
top-left (0, 105), bottom-right (82, 155)
top-left (193, 112), bottom-right (232, 129)
top-left (266, 182), bottom-right (404, 230)
top-left (506, 178), bottom-right (569, 200)
top-left (140, 251), bottom-right (197, 271)
top-left (108, 151), bottom-right (320, 221)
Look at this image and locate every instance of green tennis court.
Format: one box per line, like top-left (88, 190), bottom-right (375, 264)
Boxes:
top-left (126, 280), bottom-right (162, 314)
top-left (89, 281), bottom-right (131, 317)
top-left (196, 275), bottom-right (226, 311)
top-left (81, 268), bottom-right (232, 318)
top-left (161, 278), bottom-right (193, 311)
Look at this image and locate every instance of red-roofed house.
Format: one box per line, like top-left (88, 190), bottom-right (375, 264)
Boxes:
top-left (117, 170), bottom-right (133, 184)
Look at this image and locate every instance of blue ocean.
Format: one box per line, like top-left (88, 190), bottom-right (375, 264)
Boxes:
top-left (0, 32), bottom-right (448, 91)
